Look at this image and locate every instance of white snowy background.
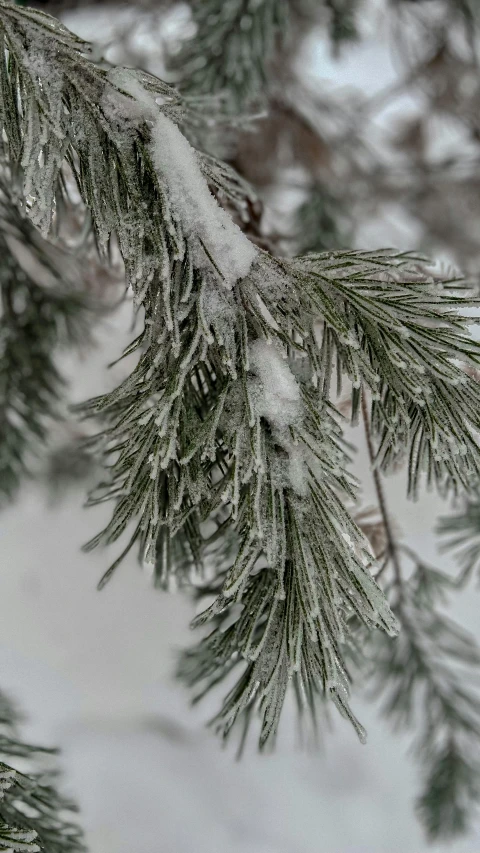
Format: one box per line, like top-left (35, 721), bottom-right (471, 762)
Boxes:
top-left (1, 3), bottom-right (480, 852)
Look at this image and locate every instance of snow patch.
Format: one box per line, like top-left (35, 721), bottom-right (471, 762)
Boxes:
top-left (249, 341), bottom-right (307, 495)
top-left (249, 340), bottom-right (302, 430)
top-left (105, 69), bottom-right (257, 288)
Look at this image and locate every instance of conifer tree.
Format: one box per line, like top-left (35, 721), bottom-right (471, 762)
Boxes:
top-left (2, 0), bottom-right (480, 844)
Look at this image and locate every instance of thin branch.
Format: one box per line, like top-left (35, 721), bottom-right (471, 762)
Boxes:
top-left (361, 387), bottom-right (405, 602)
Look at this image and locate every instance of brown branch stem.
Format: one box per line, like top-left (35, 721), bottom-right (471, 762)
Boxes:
top-left (361, 389), bottom-right (405, 603)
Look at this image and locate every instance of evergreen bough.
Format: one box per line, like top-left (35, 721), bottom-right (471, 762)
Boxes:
top-left (0, 173), bottom-right (88, 504)
top-left (1, 0), bottom-right (480, 842)
top-left (0, 691), bottom-right (85, 853)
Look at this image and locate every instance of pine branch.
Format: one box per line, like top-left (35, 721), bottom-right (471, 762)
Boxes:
top-left (371, 564), bottom-right (480, 841)
top-left (361, 398), bottom-right (480, 841)
top-left (169, 0), bottom-right (359, 108)
top-left (178, 396), bottom-right (392, 748)
top-left (0, 691), bottom-right (85, 853)
top-left (438, 488), bottom-right (480, 585)
top-left (3, 2), bottom-right (480, 750)
top-left (292, 251), bottom-right (480, 496)
top-left (0, 174), bottom-right (89, 504)
top-left (169, 0), bottom-right (290, 109)
top-left (294, 184), bottom-right (350, 254)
